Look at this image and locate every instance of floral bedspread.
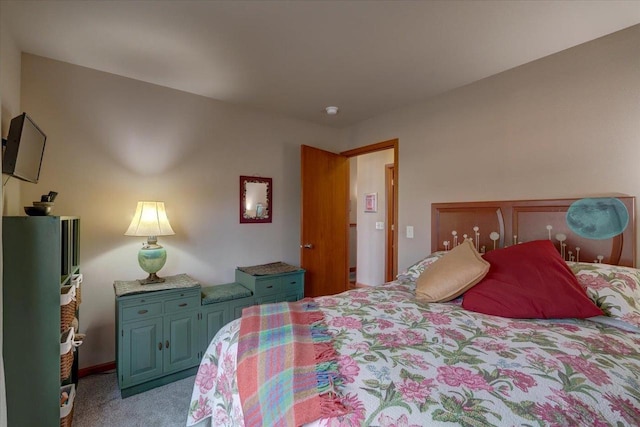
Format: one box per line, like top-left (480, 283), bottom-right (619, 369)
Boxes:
top-left (187, 282), bottom-right (640, 426)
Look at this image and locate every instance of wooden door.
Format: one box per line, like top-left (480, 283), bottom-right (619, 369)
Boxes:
top-left (301, 145), bottom-right (349, 297)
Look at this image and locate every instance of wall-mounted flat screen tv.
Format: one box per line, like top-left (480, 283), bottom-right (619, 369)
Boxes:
top-left (2, 113), bottom-right (47, 183)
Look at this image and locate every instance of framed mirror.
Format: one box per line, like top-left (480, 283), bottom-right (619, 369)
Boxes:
top-left (240, 176), bottom-right (272, 223)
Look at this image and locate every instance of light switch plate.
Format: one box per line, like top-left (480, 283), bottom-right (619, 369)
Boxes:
top-left (406, 226), bottom-right (414, 238)
top-left (375, 222), bottom-right (384, 230)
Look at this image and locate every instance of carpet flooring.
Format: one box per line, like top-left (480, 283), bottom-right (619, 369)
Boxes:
top-left (73, 371), bottom-right (195, 427)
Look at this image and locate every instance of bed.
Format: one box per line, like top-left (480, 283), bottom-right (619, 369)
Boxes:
top-left (187, 197), bottom-right (640, 426)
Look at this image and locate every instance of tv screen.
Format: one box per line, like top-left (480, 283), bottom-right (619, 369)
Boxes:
top-left (2, 113), bottom-right (47, 183)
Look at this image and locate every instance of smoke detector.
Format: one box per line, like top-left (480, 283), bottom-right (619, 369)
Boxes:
top-left (325, 106), bottom-right (339, 115)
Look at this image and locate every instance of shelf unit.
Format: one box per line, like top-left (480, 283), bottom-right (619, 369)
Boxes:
top-left (2, 216), bottom-right (80, 426)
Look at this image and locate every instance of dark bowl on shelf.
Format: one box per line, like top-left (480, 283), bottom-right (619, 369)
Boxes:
top-left (33, 201), bottom-right (55, 208)
top-left (24, 206), bottom-right (51, 216)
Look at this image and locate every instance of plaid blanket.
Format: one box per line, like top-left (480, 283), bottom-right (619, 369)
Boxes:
top-left (237, 300), bottom-right (346, 426)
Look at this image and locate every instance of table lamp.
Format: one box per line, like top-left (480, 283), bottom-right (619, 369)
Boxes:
top-left (125, 201), bottom-right (175, 284)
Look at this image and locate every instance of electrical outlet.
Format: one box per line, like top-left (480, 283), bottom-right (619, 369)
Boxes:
top-left (406, 226), bottom-right (414, 238)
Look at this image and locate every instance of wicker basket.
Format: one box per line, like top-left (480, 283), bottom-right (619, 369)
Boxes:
top-left (71, 274), bottom-right (83, 305)
top-left (60, 329), bottom-right (74, 381)
top-left (60, 384), bottom-right (75, 427)
top-left (60, 284), bottom-right (77, 333)
top-left (60, 406), bottom-right (74, 427)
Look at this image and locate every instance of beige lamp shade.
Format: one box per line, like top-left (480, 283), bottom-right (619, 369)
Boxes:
top-left (125, 201), bottom-right (175, 237)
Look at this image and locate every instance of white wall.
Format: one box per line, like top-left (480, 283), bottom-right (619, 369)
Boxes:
top-left (348, 25), bottom-right (640, 270)
top-left (0, 14), bottom-right (22, 427)
top-left (356, 149), bottom-right (394, 286)
top-left (1, 20), bottom-right (22, 215)
top-left (17, 54), bottom-right (347, 368)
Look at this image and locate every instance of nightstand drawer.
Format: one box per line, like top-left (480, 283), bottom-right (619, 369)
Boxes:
top-left (120, 294), bottom-right (164, 308)
top-left (164, 295), bottom-right (200, 313)
top-left (122, 302), bottom-right (163, 321)
top-left (281, 275), bottom-right (302, 288)
top-left (253, 278), bottom-right (280, 296)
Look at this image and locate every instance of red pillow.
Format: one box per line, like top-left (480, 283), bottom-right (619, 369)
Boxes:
top-left (462, 240), bottom-right (603, 319)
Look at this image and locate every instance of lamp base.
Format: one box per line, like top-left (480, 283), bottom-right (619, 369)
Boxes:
top-left (137, 242), bottom-right (168, 285)
top-left (138, 273), bottom-right (166, 285)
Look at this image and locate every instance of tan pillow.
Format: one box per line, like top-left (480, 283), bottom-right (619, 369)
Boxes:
top-left (415, 240), bottom-right (489, 303)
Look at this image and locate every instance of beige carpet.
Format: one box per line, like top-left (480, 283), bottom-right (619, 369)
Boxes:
top-left (73, 371), bottom-right (195, 427)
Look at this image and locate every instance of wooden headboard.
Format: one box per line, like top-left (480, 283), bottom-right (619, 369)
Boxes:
top-left (431, 197), bottom-right (636, 267)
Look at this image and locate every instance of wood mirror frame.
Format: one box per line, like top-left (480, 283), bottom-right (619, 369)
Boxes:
top-left (240, 176), bottom-right (272, 223)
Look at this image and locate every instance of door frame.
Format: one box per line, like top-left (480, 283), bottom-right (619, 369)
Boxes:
top-left (340, 138), bottom-right (399, 281)
top-left (385, 163), bottom-right (396, 282)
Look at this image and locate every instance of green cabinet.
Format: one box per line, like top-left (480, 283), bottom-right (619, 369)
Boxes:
top-left (116, 269), bottom-right (305, 395)
top-left (229, 296), bottom-right (257, 319)
top-left (200, 304), bottom-right (227, 352)
top-left (2, 216), bottom-right (81, 427)
top-left (235, 269), bottom-right (305, 304)
top-left (198, 271), bottom-right (304, 354)
top-left (199, 293), bottom-right (254, 353)
top-left (115, 284), bottom-right (201, 397)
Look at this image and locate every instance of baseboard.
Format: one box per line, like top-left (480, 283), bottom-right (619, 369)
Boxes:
top-left (78, 361), bottom-right (116, 378)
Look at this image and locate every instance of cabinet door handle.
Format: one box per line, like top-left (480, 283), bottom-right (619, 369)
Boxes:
top-left (165, 340), bottom-right (170, 349)
top-left (138, 309), bottom-right (148, 315)
top-left (266, 285), bottom-right (273, 289)
top-left (290, 282), bottom-right (297, 285)
top-left (178, 303), bottom-right (188, 307)
top-left (158, 342), bottom-right (162, 351)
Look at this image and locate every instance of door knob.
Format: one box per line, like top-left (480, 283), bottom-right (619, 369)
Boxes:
top-left (301, 244), bottom-right (314, 249)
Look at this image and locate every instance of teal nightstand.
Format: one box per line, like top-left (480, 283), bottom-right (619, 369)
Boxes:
top-left (114, 274), bottom-right (201, 397)
top-left (235, 267), bottom-right (305, 304)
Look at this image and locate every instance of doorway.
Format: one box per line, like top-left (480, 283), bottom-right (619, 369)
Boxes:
top-left (300, 139), bottom-right (398, 297)
top-left (341, 139), bottom-right (398, 288)
top-left (385, 163), bottom-right (397, 282)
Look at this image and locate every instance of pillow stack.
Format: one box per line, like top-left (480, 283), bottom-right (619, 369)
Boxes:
top-left (414, 239), bottom-right (603, 319)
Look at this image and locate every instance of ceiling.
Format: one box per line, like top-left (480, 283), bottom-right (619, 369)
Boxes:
top-left (2, 1), bottom-right (639, 128)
